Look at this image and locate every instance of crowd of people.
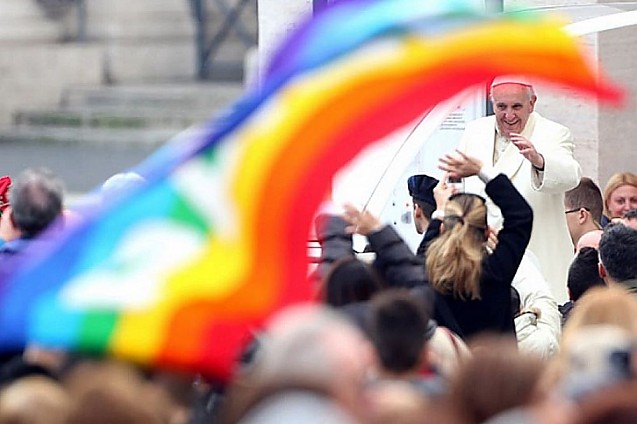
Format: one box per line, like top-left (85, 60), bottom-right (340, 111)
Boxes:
top-left (1, 77), bottom-right (637, 423)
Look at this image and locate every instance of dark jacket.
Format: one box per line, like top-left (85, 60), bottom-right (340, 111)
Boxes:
top-left (314, 214), bottom-right (440, 330)
top-left (367, 225), bottom-right (427, 290)
top-left (423, 174), bottom-right (533, 339)
top-left (313, 214), bottom-right (428, 290)
top-left (365, 224), bottom-right (463, 335)
top-left (312, 214), bottom-right (355, 282)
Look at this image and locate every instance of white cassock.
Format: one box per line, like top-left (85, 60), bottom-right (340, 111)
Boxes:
top-left (459, 111), bottom-right (580, 302)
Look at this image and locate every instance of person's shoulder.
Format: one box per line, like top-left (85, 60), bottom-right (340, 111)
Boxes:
top-left (0, 238), bottom-right (27, 254)
top-left (533, 112), bottom-right (570, 133)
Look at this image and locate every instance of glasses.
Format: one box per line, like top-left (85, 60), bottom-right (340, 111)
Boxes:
top-left (565, 207), bottom-right (590, 214)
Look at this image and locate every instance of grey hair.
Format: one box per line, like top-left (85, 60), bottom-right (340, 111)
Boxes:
top-left (252, 305), bottom-right (366, 390)
top-left (9, 167), bottom-right (64, 238)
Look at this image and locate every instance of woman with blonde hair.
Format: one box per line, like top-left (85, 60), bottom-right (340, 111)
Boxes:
top-left (340, 151), bottom-right (532, 340)
top-left (602, 172), bottom-right (637, 223)
top-left (426, 150), bottom-right (534, 339)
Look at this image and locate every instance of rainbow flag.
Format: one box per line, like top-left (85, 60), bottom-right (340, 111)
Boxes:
top-left (0, 0), bottom-right (622, 380)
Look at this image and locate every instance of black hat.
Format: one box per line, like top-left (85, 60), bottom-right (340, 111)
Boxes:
top-left (407, 174), bottom-right (438, 207)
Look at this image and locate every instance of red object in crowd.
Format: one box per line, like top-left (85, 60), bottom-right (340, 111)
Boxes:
top-left (0, 176), bottom-right (11, 213)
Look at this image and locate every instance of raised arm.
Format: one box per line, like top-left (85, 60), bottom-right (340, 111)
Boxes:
top-left (417, 177), bottom-right (456, 256)
top-left (342, 204), bottom-right (427, 289)
top-left (521, 121), bottom-right (581, 194)
top-left (439, 150), bottom-right (533, 286)
top-left (313, 213), bottom-right (355, 282)
top-left (483, 175), bottom-right (533, 285)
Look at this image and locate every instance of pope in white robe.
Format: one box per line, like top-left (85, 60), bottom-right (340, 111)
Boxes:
top-left (458, 78), bottom-right (581, 302)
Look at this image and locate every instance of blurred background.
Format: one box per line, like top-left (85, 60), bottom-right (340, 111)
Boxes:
top-left (0, 0), bottom-right (254, 197)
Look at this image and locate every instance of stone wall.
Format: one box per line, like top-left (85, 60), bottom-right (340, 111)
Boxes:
top-left (85, 0), bottom-right (196, 83)
top-left (598, 24), bottom-right (637, 186)
top-left (0, 44), bottom-right (102, 127)
top-left (0, 0), bottom-right (102, 126)
top-left (503, 0), bottom-right (637, 186)
top-left (0, 0), bottom-right (198, 126)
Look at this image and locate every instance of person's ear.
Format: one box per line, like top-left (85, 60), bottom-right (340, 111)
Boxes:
top-left (413, 203), bottom-right (422, 218)
top-left (599, 262), bottom-right (607, 279)
top-left (440, 222), bottom-right (446, 234)
top-left (529, 95), bottom-right (537, 112)
top-left (579, 208), bottom-right (589, 225)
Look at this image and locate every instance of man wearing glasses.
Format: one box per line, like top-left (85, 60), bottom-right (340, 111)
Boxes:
top-left (564, 177), bottom-right (604, 251)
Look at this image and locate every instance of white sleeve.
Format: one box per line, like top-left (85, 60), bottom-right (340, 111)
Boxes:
top-left (530, 122), bottom-right (580, 193)
top-left (478, 165), bottom-right (498, 183)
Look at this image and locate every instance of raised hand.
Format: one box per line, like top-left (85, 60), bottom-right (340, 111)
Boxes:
top-left (510, 133), bottom-right (545, 169)
top-left (438, 149), bottom-right (483, 179)
top-left (342, 203), bottom-right (383, 235)
top-left (433, 175), bottom-right (457, 210)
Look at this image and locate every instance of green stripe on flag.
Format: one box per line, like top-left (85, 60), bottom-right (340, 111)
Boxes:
top-left (77, 310), bottom-right (118, 353)
top-left (171, 193), bottom-right (211, 234)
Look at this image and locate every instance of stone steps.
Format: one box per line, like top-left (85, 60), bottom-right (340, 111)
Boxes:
top-left (12, 81), bottom-right (246, 133)
top-left (4, 82), bottom-right (245, 147)
top-left (0, 0), bottom-right (253, 194)
top-left (0, 81), bottom-right (245, 194)
top-left (14, 109), bottom-right (213, 131)
top-left (60, 83), bottom-right (244, 110)
top-left (0, 22), bottom-right (60, 44)
top-left (0, 126), bottom-right (183, 148)
top-left (0, 0), bottom-right (61, 43)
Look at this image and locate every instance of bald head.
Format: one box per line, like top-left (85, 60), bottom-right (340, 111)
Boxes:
top-left (576, 230), bottom-right (603, 253)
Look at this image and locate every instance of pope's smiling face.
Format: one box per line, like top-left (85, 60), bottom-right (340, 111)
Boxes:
top-left (491, 83), bottom-right (536, 138)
